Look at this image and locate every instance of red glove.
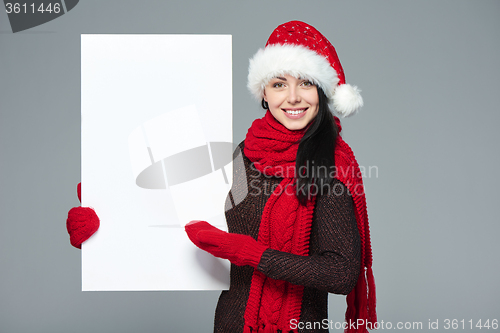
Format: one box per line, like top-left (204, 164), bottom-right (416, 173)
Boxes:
top-left (66, 183), bottom-right (100, 249)
top-left (185, 220), bottom-right (267, 268)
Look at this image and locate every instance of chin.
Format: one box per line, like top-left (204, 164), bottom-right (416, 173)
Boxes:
top-left (284, 121), bottom-right (308, 131)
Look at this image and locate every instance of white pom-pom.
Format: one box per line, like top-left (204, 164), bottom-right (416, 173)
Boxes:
top-left (331, 84), bottom-right (363, 118)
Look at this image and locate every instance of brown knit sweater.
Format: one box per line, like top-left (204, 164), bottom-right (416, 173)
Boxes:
top-left (214, 142), bottom-right (361, 333)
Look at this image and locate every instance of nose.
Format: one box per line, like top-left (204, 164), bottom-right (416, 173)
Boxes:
top-left (287, 85), bottom-right (301, 104)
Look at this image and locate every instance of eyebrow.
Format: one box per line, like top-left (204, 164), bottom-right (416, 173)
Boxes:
top-left (274, 76), bottom-right (287, 81)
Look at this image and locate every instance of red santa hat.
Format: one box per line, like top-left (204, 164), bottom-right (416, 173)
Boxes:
top-left (248, 21), bottom-right (363, 118)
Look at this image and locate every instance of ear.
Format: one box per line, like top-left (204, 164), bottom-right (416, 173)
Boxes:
top-left (263, 89), bottom-right (267, 102)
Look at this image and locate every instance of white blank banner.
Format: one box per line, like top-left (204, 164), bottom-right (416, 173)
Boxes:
top-left (81, 34), bottom-right (232, 291)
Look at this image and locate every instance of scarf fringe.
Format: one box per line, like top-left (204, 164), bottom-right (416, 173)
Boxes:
top-left (367, 266), bottom-right (377, 323)
top-left (345, 268), bottom-right (377, 333)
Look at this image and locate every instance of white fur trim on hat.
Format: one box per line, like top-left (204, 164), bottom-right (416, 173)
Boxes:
top-left (332, 84), bottom-right (363, 118)
top-left (247, 44), bottom-right (362, 118)
top-left (247, 44), bottom-right (339, 101)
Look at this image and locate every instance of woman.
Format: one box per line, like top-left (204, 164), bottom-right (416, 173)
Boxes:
top-left (67, 21), bottom-right (376, 333)
top-left (184, 21), bottom-right (376, 333)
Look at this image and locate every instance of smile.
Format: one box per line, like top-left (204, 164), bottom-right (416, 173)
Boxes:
top-left (283, 108), bottom-right (307, 115)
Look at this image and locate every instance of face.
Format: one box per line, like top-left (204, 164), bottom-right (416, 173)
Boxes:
top-left (263, 74), bottom-right (319, 131)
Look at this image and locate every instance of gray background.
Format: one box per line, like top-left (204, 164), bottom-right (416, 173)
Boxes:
top-left (1, 1), bottom-right (499, 332)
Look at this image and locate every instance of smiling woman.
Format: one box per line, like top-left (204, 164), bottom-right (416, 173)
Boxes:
top-left (66, 20), bottom-right (375, 333)
top-left (185, 21), bottom-right (377, 333)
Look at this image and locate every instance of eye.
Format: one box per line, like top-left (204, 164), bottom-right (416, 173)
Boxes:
top-left (273, 82), bottom-right (284, 88)
top-left (301, 80), bottom-right (313, 87)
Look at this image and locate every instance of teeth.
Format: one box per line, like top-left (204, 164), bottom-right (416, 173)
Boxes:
top-left (285, 109), bottom-right (306, 115)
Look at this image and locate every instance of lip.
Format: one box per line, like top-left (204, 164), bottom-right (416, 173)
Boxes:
top-left (282, 107), bottom-right (308, 119)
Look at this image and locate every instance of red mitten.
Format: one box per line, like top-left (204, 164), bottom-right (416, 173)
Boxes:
top-left (66, 183), bottom-right (100, 249)
top-left (185, 220), bottom-right (267, 268)
top-left (185, 220), bottom-right (216, 248)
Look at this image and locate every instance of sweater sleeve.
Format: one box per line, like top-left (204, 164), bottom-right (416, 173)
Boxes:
top-left (256, 179), bottom-right (361, 295)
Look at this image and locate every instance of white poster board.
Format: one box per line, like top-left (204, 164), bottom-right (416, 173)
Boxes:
top-left (81, 35), bottom-right (233, 291)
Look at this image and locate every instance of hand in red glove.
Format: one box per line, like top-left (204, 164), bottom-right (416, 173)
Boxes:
top-left (66, 183), bottom-right (100, 249)
top-left (185, 220), bottom-right (267, 268)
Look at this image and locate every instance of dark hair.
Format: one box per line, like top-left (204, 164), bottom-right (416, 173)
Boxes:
top-left (261, 99), bottom-right (269, 110)
top-left (260, 86), bottom-right (338, 205)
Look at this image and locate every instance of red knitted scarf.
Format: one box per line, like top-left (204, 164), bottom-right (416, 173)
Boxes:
top-left (243, 111), bottom-right (376, 333)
